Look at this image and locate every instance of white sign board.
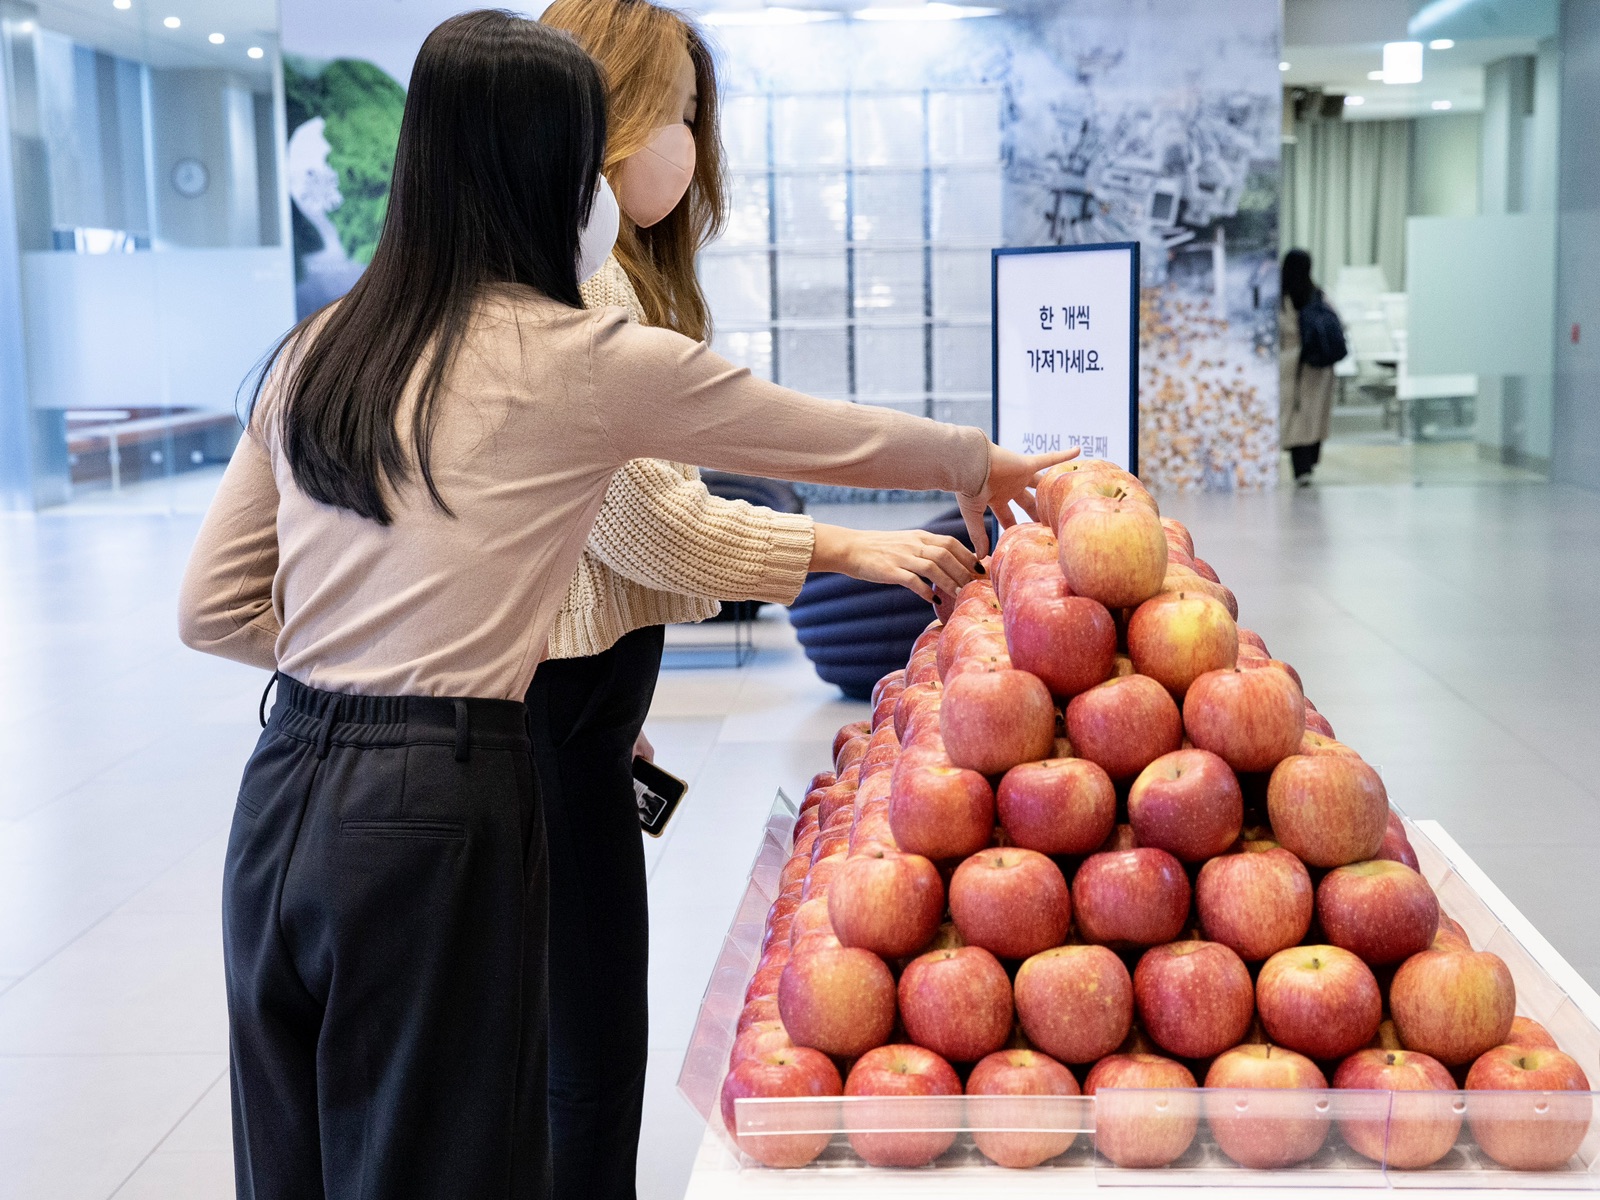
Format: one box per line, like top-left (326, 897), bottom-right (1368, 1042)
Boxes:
top-left (993, 242), bottom-right (1140, 473)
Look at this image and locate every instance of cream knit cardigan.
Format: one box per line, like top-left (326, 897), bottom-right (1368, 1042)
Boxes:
top-left (545, 257), bottom-right (817, 660)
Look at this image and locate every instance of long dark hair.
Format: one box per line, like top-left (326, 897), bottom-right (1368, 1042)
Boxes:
top-left (1281, 249), bottom-right (1317, 312)
top-left (251, 10), bottom-right (608, 524)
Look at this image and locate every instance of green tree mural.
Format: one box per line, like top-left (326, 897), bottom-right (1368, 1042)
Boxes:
top-left (284, 55), bottom-right (405, 266)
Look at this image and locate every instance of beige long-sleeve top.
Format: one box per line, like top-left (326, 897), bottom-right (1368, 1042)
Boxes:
top-left (547, 259), bottom-right (815, 659)
top-left (177, 286), bottom-right (990, 701)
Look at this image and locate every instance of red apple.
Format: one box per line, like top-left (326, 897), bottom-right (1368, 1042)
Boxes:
top-left (1002, 574), bottom-right (1117, 698)
top-left (777, 944), bottom-right (895, 1059)
top-left (1507, 1016), bottom-right (1560, 1051)
top-left (888, 764), bottom-right (994, 860)
top-left (1073, 848), bottom-right (1191, 949)
top-left (967, 1049), bottom-right (1080, 1168)
top-left (788, 897), bottom-right (833, 949)
top-left (1014, 944), bottom-right (1134, 1063)
top-left (738, 997), bottom-right (782, 1033)
top-left (1236, 627), bottom-right (1268, 655)
top-left (1064, 674), bottom-right (1183, 781)
top-left (721, 1047), bottom-right (843, 1168)
top-left (804, 770), bottom-right (836, 797)
top-left (871, 668), bottom-right (906, 709)
top-left (1183, 667), bottom-right (1304, 773)
top-left (1299, 729), bottom-right (1361, 758)
top-left (1126, 591), bottom-right (1238, 699)
top-left (843, 1044), bottom-right (962, 1167)
top-left (948, 847), bottom-right (1071, 960)
top-left (892, 680), bottom-right (943, 742)
top-left (835, 736), bottom-right (869, 775)
top-left (996, 757), bottom-right (1116, 855)
top-left (1085, 1053), bottom-right (1199, 1167)
top-left (940, 669), bottom-right (1057, 776)
top-left (1037, 458), bottom-right (1125, 526)
top-left (1204, 1045), bottom-right (1330, 1169)
top-left (1126, 749), bottom-right (1243, 862)
top-left (1161, 517), bottom-right (1194, 555)
top-left (992, 525), bottom-right (1061, 605)
top-left (833, 721), bottom-right (869, 762)
top-left (729, 1019), bottom-right (793, 1070)
top-left (1375, 809), bottom-right (1421, 871)
top-left (1056, 495), bottom-right (1168, 608)
top-left (1256, 944), bottom-right (1382, 1061)
top-left (1267, 755), bottom-right (1388, 868)
top-left (1196, 844), bottom-right (1314, 961)
top-left (1466, 1046), bottom-right (1592, 1170)
top-left (898, 945), bottom-right (1013, 1063)
top-left (1333, 1048), bottom-right (1461, 1168)
top-left (1304, 709), bottom-right (1335, 738)
top-left (1134, 940), bottom-right (1255, 1059)
top-left (827, 848), bottom-right (943, 959)
top-left (1316, 860), bottom-right (1440, 966)
top-left (1390, 947), bottom-right (1516, 1066)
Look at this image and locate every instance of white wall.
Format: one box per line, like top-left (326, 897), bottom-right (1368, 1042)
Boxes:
top-left (19, 246), bottom-right (294, 412)
top-left (1409, 114), bottom-right (1481, 218)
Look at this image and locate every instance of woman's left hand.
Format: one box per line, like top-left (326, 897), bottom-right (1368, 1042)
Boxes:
top-left (810, 524), bottom-right (981, 603)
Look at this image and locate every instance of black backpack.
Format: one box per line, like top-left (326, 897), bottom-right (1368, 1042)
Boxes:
top-left (1298, 294), bottom-right (1348, 369)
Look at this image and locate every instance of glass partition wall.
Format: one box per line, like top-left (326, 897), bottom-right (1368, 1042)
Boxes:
top-left (0, 0), bottom-right (289, 509)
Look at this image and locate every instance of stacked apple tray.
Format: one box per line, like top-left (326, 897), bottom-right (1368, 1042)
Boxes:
top-left (677, 460), bottom-right (1600, 1188)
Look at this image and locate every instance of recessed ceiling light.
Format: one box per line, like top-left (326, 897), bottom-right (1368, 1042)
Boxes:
top-left (16, 18), bottom-right (35, 31)
top-left (1279, 61), bottom-right (1290, 72)
top-left (1430, 39), bottom-right (1455, 50)
top-left (208, 32), bottom-right (224, 43)
top-left (1345, 95), bottom-right (1366, 107)
top-left (112, 0), bottom-right (131, 9)
top-left (247, 45), bottom-right (264, 59)
top-left (1432, 99), bottom-right (1453, 110)
top-left (1367, 70), bottom-right (1385, 81)
top-left (162, 15), bottom-right (179, 27)
top-left (1382, 41), bottom-right (1424, 85)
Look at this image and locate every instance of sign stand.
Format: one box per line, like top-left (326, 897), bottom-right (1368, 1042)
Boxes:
top-left (992, 242), bottom-right (1141, 474)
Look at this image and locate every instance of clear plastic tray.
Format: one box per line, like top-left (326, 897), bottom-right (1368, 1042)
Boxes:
top-left (677, 799), bottom-right (1600, 1187)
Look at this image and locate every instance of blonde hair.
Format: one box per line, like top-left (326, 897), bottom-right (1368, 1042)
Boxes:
top-left (542, 0), bottom-right (727, 342)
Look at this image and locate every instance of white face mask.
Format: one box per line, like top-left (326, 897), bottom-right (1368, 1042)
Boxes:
top-left (576, 174), bottom-right (620, 284)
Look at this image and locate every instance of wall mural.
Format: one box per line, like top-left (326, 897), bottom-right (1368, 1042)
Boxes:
top-left (283, 56), bottom-right (405, 318)
top-left (711, 0), bottom-right (1282, 491)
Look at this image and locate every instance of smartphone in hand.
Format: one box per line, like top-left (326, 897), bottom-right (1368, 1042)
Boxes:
top-left (633, 755), bottom-right (687, 837)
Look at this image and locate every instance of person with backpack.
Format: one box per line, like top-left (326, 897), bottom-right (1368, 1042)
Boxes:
top-left (1279, 248), bottom-right (1346, 486)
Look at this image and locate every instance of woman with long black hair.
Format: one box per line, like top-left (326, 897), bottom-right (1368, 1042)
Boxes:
top-left (1279, 248), bottom-right (1340, 485)
top-left (178, 11), bottom-right (1071, 1198)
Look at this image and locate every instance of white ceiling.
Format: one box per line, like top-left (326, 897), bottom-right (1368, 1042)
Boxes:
top-left (1282, 36), bottom-right (1542, 120)
top-left (21, 0), bottom-right (278, 79)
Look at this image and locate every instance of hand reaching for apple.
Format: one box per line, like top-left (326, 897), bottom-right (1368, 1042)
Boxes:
top-left (959, 446), bottom-right (1083, 558)
top-left (809, 526), bottom-right (982, 604)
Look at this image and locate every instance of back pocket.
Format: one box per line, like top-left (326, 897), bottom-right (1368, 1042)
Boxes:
top-left (340, 819), bottom-right (466, 840)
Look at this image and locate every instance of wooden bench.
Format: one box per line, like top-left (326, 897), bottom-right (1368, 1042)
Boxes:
top-left (66, 408), bottom-right (240, 489)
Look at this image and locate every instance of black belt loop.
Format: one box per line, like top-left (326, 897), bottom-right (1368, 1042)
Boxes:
top-left (258, 670), bottom-right (279, 729)
top-left (454, 700), bottom-right (471, 763)
top-left (316, 698), bottom-right (340, 760)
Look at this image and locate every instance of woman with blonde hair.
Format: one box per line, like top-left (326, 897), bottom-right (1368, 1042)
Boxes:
top-left (530, 3), bottom-right (977, 1194)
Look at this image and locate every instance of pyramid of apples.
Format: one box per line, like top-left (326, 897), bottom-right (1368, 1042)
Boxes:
top-left (722, 458), bottom-right (1592, 1174)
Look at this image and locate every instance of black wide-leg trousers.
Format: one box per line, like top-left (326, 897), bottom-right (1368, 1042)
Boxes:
top-left (524, 624), bottom-right (665, 1200)
top-left (223, 676), bottom-right (550, 1200)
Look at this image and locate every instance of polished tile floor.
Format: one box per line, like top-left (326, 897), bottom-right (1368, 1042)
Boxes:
top-left (2, 481), bottom-right (1598, 1199)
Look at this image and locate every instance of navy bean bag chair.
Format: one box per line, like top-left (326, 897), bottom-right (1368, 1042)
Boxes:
top-left (787, 507), bottom-right (996, 700)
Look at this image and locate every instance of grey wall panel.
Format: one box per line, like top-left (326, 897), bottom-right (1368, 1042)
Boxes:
top-left (1554, 0), bottom-right (1600, 489)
